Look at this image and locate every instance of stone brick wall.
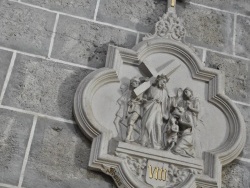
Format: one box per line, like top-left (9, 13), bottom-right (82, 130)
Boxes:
top-left (0, 0), bottom-right (249, 187)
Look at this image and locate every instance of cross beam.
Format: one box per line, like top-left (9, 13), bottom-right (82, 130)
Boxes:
top-left (168, 0), bottom-right (176, 13)
top-left (132, 60), bottom-right (181, 96)
top-left (171, 0), bottom-right (176, 7)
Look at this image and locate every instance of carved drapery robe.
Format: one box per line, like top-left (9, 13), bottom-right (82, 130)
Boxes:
top-left (141, 86), bottom-right (169, 149)
top-left (172, 97), bottom-right (200, 158)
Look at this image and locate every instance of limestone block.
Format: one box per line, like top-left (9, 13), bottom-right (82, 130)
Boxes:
top-left (190, 0), bottom-right (250, 15)
top-left (22, 118), bottom-right (114, 188)
top-left (222, 160), bottom-right (250, 188)
top-left (0, 50), bottom-right (13, 93)
top-left (2, 54), bottom-right (92, 120)
top-left (22, 0), bottom-right (97, 19)
top-left (51, 15), bottom-right (137, 68)
top-left (97, 0), bottom-right (167, 33)
top-left (176, 3), bottom-right (234, 53)
top-left (0, 0), bottom-right (56, 56)
top-left (237, 104), bottom-right (250, 158)
top-left (206, 51), bottom-right (250, 104)
top-left (0, 109), bottom-right (33, 185)
top-left (236, 15), bottom-right (250, 59)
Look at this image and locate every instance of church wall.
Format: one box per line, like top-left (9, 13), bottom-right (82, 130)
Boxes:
top-left (0, 0), bottom-right (249, 187)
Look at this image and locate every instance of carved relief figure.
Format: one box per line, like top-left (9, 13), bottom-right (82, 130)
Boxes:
top-left (114, 84), bottom-right (129, 140)
top-left (171, 87), bottom-right (200, 158)
top-left (115, 78), bottom-right (201, 159)
top-left (126, 77), bottom-right (143, 142)
top-left (166, 116), bottom-right (179, 151)
top-left (141, 75), bottom-right (170, 149)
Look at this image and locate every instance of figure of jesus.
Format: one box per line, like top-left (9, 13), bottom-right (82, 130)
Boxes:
top-left (141, 74), bottom-right (170, 149)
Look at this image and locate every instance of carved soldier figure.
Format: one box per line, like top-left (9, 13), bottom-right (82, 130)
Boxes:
top-left (114, 84), bottom-right (129, 140)
top-left (126, 77), bottom-right (147, 142)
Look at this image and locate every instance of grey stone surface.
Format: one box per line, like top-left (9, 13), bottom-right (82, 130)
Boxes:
top-left (2, 54), bottom-right (92, 120)
top-left (97, 0), bottom-right (167, 33)
top-left (194, 47), bottom-right (203, 61)
top-left (190, 0), bottom-right (250, 16)
top-left (51, 15), bottom-right (137, 68)
top-left (22, 118), bottom-right (114, 188)
top-left (138, 34), bottom-right (145, 44)
top-left (237, 104), bottom-right (250, 159)
top-left (222, 159), bottom-right (250, 188)
top-left (176, 3), bottom-right (234, 53)
top-left (236, 15), bottom-right (250, 59)
top-left (206, 51), bottom-right (250, 104)
top-left (0, 0), bottom-right (56, 56)
top-left (0, 50), bottom-right (13, 94)
top-left (0, 0), bottom-right (248, 187)
top-left (22, 0), bottom-right (97, 19)
top-left (0, 108), bottom-right (33, 185)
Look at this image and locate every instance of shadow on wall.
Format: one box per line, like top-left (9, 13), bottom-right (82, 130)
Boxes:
top-left (71, 107), bottom-right (115, 185)
top-left (57, 69), bottom-right (116, 186)
top-left (57, 68), bottom-right (92, 120)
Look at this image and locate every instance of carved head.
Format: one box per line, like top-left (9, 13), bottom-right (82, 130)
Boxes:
top-left (172, 107), bottom-right (185, 119)
top-left (120, 84), bottom-right (128, 93)
top-left (155, 74), bottom-right (169, 89)
top-left (169, 116), bottom-right (177, 126)
top-left (183, 87), bottom-right (193, 100)
top-left (130, 77), bottom-right (140, 88)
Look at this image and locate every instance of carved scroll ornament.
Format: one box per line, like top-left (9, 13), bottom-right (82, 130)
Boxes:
top-left (144, 12), bottom-right (186, 41)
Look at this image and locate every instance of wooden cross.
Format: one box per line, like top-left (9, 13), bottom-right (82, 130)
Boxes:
top-left (168, 0), bottom-right (176, 12)
top-left (171, 0), bottom-right (176, 7)
top-left (132, 60), bottom-right (181, 96)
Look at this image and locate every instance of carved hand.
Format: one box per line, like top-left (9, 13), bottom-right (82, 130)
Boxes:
top-left (156, 99), bottom-right (161, 103)
top-left (163, 114), bottom-right (169, 121)
top-left (178, 119), bottom-right (192, 129)
top-left (128, 101), bottom-right (132, 106)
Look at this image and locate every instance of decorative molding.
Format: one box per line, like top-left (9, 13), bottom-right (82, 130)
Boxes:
top-left (144, 12), bottom-right (186, 42)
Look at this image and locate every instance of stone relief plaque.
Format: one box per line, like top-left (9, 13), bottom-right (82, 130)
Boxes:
top-left (74, 2), bottom-right (246, 188)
